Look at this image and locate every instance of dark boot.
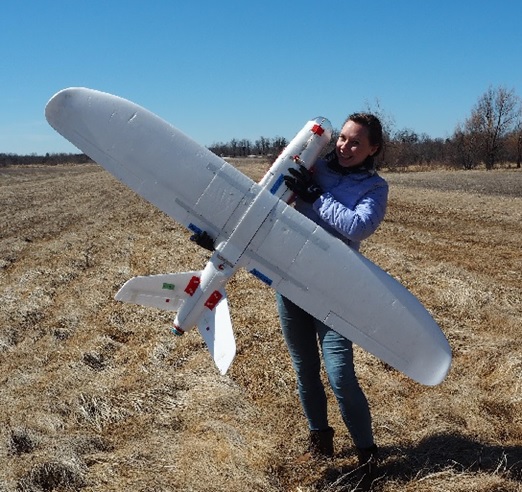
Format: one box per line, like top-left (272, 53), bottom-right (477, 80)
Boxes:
top-left (308, 427), bottom-right (335, 458)
top-left (356, 444), bottom-right (378, 489)
top-left (296, 427), bottom-right (335, 462)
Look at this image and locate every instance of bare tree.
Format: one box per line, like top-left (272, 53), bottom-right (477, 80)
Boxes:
top-left (466, 86), bottom-right (521, 169)
top-left (451, 122), bottom-right (482, 169)
top-left (517, 130), bottom-right (522, 169)
top-left (514, 116), bottom-right (522, 169)
top-left (506, 122), bottom-right (522, 169)
top-left (254, 136), bottom-right (271, 156)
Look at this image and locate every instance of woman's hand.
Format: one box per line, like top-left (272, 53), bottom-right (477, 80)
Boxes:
top-left (284, 167), bottom-right (323, 203)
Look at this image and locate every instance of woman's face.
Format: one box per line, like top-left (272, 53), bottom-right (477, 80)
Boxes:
top-left (336, 120), bottom-right (379, 168)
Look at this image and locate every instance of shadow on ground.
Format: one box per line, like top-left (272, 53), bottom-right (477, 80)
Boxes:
top-left (319, 433), bottom-right (522, 491)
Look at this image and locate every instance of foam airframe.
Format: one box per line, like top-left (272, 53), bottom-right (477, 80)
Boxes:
top-left (45, 87), bottom-right (451, 385)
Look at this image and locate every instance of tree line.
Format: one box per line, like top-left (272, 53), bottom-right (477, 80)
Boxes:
top-left (208, 86), bottom-right (521, 170)
top-left (0, 152), bottom-right (93, 167)
top-left (2, 85), bottom-right (520, 170)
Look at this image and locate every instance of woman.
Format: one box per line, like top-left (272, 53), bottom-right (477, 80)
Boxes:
top-left (280, 113), bottom-right (388, 475)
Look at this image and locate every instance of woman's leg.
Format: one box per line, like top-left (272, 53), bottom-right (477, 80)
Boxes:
top-left (276, 294), bottom-right (329, 431)
top-left (316, 322), bottom-right (375, 449)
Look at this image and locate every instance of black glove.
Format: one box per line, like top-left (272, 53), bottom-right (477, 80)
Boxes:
top-left (190, 230), bottom-right (215, 251)
top-left (284, 167), bottom-right (323, 203)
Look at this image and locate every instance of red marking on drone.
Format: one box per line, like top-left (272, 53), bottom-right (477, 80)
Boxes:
top-left (184, 276), bottom-right (200, 296)
top-left (311, 124), bottom-right (324, 136)
top-left (204, 290), bottom-right (223, 310)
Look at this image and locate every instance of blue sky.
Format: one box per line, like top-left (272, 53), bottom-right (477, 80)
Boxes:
top-left (1, 1), bottom-right (521, 155)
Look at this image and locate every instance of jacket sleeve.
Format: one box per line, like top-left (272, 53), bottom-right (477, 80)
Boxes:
top-left (313, 181), bottom-right (388, 242)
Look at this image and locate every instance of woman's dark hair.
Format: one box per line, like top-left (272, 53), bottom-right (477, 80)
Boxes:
top-left (345, 113), bottom-right (384, 156)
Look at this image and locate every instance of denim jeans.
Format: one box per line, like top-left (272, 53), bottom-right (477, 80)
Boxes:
top-left (277, 294), bottom-right (375, 449)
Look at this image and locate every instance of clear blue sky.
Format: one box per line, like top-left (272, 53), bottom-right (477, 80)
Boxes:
top-left (1, 0), bottom-right (521, 155)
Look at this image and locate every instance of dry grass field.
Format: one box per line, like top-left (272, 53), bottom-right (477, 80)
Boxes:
top-left (1, 161), bottom-right (521, 491)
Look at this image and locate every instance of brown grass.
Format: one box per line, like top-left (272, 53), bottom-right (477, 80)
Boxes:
top-left (1, 161), bottom-right (521, 491)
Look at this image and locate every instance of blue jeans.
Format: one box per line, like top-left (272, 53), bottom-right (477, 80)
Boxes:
top-left (277, 294), bottom-right (375, 449)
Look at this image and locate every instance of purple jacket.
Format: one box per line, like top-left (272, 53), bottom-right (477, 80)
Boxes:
top-left (294, 157), bottom-right (389, 251)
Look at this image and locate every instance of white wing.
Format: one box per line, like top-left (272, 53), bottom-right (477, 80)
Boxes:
top-left (242, 201), bottom-right (451, 386)
top-left (45, 87), bottom-right (256, 240)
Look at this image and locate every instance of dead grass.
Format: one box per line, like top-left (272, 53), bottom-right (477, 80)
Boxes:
top-left (1, 162), bottom-right (521, 491)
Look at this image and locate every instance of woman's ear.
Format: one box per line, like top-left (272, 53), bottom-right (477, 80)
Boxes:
top-left (369, 144), bottom-right (379, 156)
